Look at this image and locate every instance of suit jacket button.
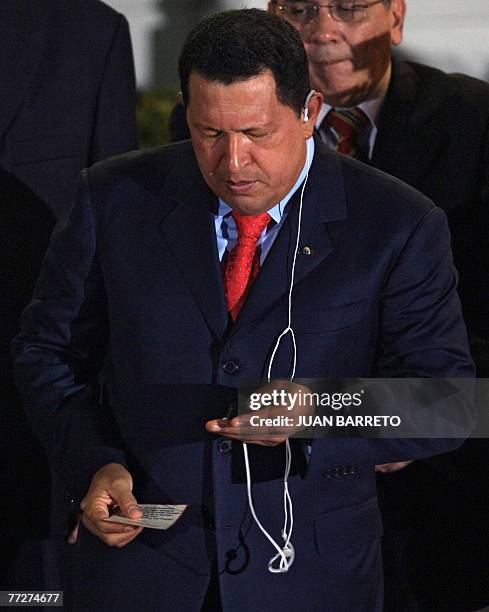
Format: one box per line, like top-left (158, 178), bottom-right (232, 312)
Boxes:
top-left (218, 440), bottom-right (232, 454)
top-left (222, 360), bottom-right (240, 374)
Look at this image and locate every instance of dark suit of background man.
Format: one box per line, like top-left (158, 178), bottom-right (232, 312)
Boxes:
top-left (13, 10), bottom-right (474, 611)
top-left (264, 1), bottom-right (489, 610)
top-left (0, 0), bottom-right (138, 592)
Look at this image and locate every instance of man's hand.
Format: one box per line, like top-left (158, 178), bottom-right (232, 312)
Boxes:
top-left (80, 463), bottom-right (143, 547)
top-left (375, 460), bottom-right (413, 474)
top-left (206, 381), bottom-right (314, 446)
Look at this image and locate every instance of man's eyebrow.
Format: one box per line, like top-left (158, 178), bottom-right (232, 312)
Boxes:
top-left (192, 122), bottom-right (221, 131)
top-left (243, 122), bottom-right (274, 131)
top-left (192, 121), bottom-right (274, 132)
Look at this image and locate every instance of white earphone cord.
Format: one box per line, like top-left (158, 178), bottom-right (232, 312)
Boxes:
top-left (243, 140), bottom-right (310, 573)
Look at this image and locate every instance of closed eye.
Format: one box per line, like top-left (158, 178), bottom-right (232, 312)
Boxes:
top-left (243, 130), bottom-right (268, 139)
top-left (202, 129), bottom-right (222, 139)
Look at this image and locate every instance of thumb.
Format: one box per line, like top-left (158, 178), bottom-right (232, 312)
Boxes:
top-left (115, 490), bottom-right (142, 519)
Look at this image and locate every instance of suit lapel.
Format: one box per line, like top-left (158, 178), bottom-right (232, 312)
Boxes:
top-left (371, 59), bottom-right (448, 188)
top-left (231, 145), bottom-right (347, 336)
top-left (0, 1), bottom-right (47, 139)
top-left (158, 143), bottom-right (347, 340)
top-left (158, 154), bottom-right (229, 341)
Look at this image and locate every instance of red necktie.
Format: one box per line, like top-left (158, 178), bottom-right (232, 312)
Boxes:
top-left (323, 107), bottom-right (369, 158)
top-left (221, 210), bottom-right (271, 320)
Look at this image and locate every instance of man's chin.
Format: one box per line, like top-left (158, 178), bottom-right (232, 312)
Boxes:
top-left (224, 199), bottom-right (270, 216)
top-left (310, 68), bottom-right (365, 106)
top-left (219, 193), bottom-right (274, 216)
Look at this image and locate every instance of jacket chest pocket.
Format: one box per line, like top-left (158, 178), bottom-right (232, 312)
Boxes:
top-left (293, 299), bottom-right (367, 334)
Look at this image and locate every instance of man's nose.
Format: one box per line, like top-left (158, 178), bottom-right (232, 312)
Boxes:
top-left (307, 8), bottom-right (342, 43)
top-left (224, 133), bottom-right (249, 172)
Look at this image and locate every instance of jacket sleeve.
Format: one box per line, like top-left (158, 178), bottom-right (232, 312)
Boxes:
top-left (308, 206), bottom-right (476, 477)
top-left (375, 206), bottom-right (473, 378)
top-left (12, 170), bottom-right (127, 502)
top-left (89, 13), bottom-right (139, 163)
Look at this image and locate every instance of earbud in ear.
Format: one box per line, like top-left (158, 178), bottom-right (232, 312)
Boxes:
top-left (302, 89), bottom-right (317, 123)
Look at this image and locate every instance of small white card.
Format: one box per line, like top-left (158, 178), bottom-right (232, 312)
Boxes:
top-left (104, 504), bottom-right (187, 530)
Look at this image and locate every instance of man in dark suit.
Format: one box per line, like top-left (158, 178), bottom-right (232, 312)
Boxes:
top-left (262, 1), bottom-right (489, 609)
top-left (13, 10), bottom-right (474, 611)
top-left (0, 0), bottom-right (138, 590)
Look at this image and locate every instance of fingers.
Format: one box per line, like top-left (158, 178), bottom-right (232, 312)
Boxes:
top-left (375, 460), bottom-right (413, 474)
top-left (206, 380), bottom-right (315, 446)
top-left (81, 512), bottom-right (143, 547)
top-left (206, 417), bottom-right (288, 446)
top-left (85, 493), bottom-right (113, 522)
top-left (80, 463), bottom-right (144, 547)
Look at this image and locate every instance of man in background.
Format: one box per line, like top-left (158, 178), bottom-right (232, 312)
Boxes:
top-left (265, 1), bottom-right (489, 609)
top-left (0, 0), bottom-right (138, 592)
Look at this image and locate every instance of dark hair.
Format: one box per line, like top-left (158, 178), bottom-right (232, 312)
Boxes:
top-left (178, 9), bottom-right (310, 116)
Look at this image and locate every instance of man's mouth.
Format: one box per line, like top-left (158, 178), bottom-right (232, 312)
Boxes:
top-left (306, 47), bottom-right (352, 65)
top-left (225, 180), bottom-right (257, 194)
top-left (310, 57), bottom-right (351, 66)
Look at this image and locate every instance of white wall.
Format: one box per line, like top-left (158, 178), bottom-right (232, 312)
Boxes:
top-left (402, 0), bottom-right (489, 79)
top-left (104, 0), bottom-right (163, 88)
top-left (104, 0), bottom-right (489, 87)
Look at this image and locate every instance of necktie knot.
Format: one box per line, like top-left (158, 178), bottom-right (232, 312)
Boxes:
top-left (232, 210), bottom-right (271, 241)
top-left (324, 107), bottom-right (369, 158)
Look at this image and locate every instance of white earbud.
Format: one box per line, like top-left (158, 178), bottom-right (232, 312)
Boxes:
top-left (302, 89), bottom-right (317, 123)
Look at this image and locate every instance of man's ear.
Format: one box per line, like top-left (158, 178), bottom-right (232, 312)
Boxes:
top-left (267, 2), bottom-right (276, 15)
top-left (302, 91), bottom-right (323, 138)
top-left (390, 0), bottom-right (406, 47)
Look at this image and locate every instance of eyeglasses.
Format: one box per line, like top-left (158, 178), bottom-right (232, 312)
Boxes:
top-left (275, 0), bottom-right (384, 24)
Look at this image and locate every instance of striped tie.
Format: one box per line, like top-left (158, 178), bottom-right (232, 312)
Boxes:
top-left (323, 108), bottom-right (369, 158)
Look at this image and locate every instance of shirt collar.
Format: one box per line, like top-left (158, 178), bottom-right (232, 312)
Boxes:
top-left (217, 137), bottom-right (315, 223)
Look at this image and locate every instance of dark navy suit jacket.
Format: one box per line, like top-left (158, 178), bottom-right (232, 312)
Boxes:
top-left (13, 140), bottom-right (474, 611)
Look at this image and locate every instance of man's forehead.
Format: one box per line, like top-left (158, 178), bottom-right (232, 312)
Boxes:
top-left (186, 72), bottom-right (300, 130)
top-left (187, 71), bottom-right (280, 102)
